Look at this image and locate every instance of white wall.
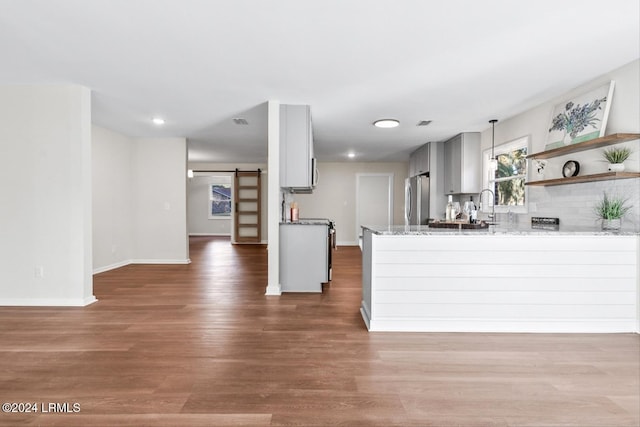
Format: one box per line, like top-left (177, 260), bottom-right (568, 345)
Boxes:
top-left (92, 126), bottom-right (134, 271)
top-left (482, 59), bottom-right (640, 231)
top-left (291, 162), bottom-right (408, 245)
top-left (93, 129), bottom-right (189, 271)
top-left (187, 162), bottom-right (269, 243)
top-left (187, 174), bottom-right (232, 236)
top-left (132, 138), bottom-right (189, 262)
top-left (0, 85), bottom-right (95, 306)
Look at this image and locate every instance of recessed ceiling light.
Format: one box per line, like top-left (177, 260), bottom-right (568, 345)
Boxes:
top-left (373, 119), bottom-right (400, 128)
top-left (152, 117), bottom-right (165, 125)
top-left (347, 152), bottom-right (355, 158)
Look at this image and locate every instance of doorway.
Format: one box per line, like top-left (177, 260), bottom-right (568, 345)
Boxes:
top-left (234, 170), bottom-right (262, 243)
top-left (355, 173), bottom-right (394, 241)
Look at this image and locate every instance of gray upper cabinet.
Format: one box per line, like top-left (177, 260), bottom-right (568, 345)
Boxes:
top-left (280, 104), bottom-right (315, 190)
top-left (409, 143), bottom-right (430, 176)
top-left (443, 132), bottom-right (480, 194)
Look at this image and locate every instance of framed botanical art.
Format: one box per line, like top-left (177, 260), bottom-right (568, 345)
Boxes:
top-left (545, 81), bottom-right (615, 150)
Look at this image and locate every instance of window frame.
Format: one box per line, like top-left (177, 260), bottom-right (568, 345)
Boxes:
top-left (481, 135), bottom-right (529, 214)
top-left (208, 176), bottom-right (232, 220)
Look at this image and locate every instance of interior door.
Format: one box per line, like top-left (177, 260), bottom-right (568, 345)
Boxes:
top-left (356, 173), bottom-right (393, 239)
top-left (234, 170), bottom-right (261, 243)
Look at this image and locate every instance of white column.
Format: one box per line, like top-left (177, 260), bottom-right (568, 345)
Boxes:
top-left (266, 100), bottom-right (282, 295)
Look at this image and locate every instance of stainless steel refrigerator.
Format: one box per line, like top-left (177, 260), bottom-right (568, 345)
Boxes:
top-left (405, 174), bottom-right (430, 225)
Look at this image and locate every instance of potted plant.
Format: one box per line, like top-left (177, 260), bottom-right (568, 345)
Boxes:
top-left (594, 192), bottom-right (631, 230)
top-left (602, 146), bottom-right (632, 172)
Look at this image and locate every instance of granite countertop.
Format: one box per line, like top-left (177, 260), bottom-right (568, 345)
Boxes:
top-left (362, 224), bottom-right (640, 236)
top-left (281, 218), bottom-right (332, 225)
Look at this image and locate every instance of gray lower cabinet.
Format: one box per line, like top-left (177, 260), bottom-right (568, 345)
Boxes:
top-left (280, 224), bottom-right (328, 292)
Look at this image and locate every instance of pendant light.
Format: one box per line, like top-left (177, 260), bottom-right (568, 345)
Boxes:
top-left (489, 119), bottom-right (498, 170)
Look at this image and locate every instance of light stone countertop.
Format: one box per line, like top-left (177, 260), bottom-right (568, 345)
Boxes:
top-left (280, 218), bottom-right (332, 226)
top-left (362, 224), bottom-right (640, 236)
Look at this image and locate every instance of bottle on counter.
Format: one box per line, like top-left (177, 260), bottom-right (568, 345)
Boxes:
top-left (464, 196), bottom-right (477, 224)
top-left (445, 195), bottom-right (453, 222)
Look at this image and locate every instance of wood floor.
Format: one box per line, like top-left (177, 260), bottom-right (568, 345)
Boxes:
top-left (0, 236), bottom-right (638, 426)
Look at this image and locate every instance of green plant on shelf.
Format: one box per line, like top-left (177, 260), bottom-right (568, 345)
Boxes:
top-left (594, 192), bottom-right (631, 220)
top-left (602, 146), bottom-right (632, 164)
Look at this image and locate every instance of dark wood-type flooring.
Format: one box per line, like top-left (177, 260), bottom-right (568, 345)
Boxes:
top-left (0, 236), bottom-right (638, 426)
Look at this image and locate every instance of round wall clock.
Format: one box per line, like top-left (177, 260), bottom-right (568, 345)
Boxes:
top-left (562, 160), bottom-right (580, 178)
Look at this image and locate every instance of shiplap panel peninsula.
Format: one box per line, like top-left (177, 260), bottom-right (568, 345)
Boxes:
top-left (361, 226), bottom-right (639, 333)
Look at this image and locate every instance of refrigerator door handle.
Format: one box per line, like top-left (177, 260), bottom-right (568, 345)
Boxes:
top-left (405, 181), bottom-right (412, 225)
top-left (416, 177), bottom-right (421, 224)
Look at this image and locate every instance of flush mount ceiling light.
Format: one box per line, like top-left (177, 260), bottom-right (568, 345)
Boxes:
top-left (347, 152), bottom-right (356, 158)
top-left (152, 117), bottom-right (165, 125)
top-left (373, 119), bottom-right (400, 128)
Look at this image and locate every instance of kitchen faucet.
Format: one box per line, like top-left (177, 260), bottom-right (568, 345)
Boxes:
top-left (477, 188), bottom-right (496, 223)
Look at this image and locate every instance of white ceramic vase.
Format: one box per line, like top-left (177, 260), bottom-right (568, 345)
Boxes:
top-left (602, 218), bottom-right (621, 230)
top-left (608, 163), bottom-right (625, 172)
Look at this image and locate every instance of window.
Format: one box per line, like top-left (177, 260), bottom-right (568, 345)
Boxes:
top-left (482, 136), bottom-right (529, 213)
top-left (208, 176), bottom-right (232, 219)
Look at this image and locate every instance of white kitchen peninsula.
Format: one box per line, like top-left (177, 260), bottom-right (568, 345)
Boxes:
top-left (361, 225), bottom-right (639, 333)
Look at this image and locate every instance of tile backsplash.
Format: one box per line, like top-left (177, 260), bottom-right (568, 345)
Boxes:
top-left (519, 179), bottom-right (640, 231)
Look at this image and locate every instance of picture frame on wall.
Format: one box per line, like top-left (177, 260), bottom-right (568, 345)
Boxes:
top-left (545, 81), bottom-right (615, 150)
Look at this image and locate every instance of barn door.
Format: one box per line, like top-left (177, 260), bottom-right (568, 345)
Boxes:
top-left (234, 170), bottom-right (261, 243)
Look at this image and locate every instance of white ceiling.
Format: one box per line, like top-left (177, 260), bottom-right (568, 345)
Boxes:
top-left (1, 0), bottom-right (638, 163)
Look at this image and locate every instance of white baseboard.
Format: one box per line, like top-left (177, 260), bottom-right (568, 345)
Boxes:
top-left (265, 283), bottom-right (282, 295)
top-left (93, 260), bottom-right (131, 275)
top-left (93, 258), bottom-right (191, 275)
top-left (364, 318), bottom-right (639, 333)
top-left (131, 259), bottom-right (191, 265)
top-left (189, 233), bottom-right (231, 236)
top-left (0, 295), bottom-right (98, 307)
top-left (232, 240), bottom-right (268, 245)
top-left (337, 240), bottom-right (359, 247)
top-left (360, 303), bottom-right (371, 330)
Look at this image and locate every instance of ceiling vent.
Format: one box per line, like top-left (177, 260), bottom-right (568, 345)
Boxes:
top-left (233, 118), bottom-right (249, 125)
top-left (417, 120), bottom-right (432, 126)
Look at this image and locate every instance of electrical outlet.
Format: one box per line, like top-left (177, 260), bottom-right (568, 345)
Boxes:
top-left (164, 202), bottom-right (171, 210)
top-left (34, 266), bottom-right (44, 278)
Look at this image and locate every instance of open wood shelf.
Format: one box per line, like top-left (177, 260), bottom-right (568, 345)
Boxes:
top-left (526, 171), bottom-right (640, 187)
top-left (527, 133), bottom-right (640, 160)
